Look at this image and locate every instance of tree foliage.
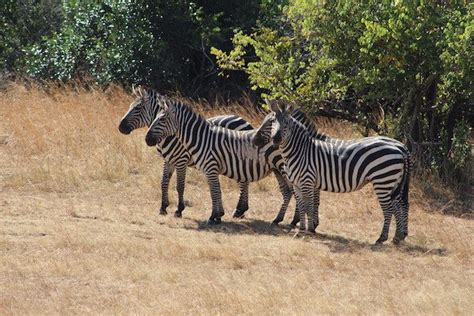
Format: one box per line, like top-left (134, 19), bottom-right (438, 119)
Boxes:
top-left (1, 0), bottom-right (283, 93)
top-left (213, 0), bottom-right (473, 182)
top-left (0, 0), bottom-right (62, 73)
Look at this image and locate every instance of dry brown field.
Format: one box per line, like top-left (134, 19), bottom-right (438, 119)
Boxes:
top-left (1, 83), bottom-right (473, 314)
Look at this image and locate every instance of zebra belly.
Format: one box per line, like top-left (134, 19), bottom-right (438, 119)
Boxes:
top-left (158, 136), bottom-right (193, 167)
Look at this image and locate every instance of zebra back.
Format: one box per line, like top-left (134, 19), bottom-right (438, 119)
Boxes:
top-left (207, 115), bottom-right (254, 131)
top-left (159, 114), bottom-right (253, 167)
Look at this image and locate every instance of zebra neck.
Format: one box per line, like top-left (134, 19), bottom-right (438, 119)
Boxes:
top-left (146, 106), bottom-right (161, 127)
top-left (146, 92), bottom-right (162, 127)
top-left (292, 109), bottom-right (331, 141)
top-left (280, 128), bottom-right (309, 161)
top-left (174, 103), bottom-right (211, 157)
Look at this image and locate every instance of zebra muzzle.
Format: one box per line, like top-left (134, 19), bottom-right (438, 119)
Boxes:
top-left (272, 131), bottom-right (282, 146)
top-left (252, 134), bottom-right (267, 148)
top-left (118, 121), bottom-right (132, 135)
top-left (145, 133), bottom-right (159, 146)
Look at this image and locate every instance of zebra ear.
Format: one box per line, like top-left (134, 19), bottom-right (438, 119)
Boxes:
top-left (142, 87), bottom-right (151, 102)
top-left (286, 101), bottom-right (300, 114)
top-left (268, 99), bottom-right (280, 113)
top-left (161, 99), bottom-right (170, 111)
top-left (163, 99), bottom-right (177, 113)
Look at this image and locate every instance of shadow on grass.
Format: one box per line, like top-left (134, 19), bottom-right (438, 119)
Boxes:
top-left (314, 231), bottom-right (447, 256)
top-left (181, 217), bottom-right (447, 257)
top-left (193, 218), bottom-right (286, 237)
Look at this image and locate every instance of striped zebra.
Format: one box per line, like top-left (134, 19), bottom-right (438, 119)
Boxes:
top-left (118, 87), bottom-right (255, 218)
top-left (144, 98), bottom-right (294, 225)
top-left (253, 101), bottom-right (410, 244)
top-left (267, 105), bottom-right (411, 229)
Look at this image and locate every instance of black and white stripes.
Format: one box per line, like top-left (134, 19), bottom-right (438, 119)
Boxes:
top-left (144, 98), bottom-right (294, 224)
top-left (253, 101), bottom-right (410, 244)
top-left (120, 89), bottom-right (411, 244)
top-left (119, 88), bottom-right (254, 217)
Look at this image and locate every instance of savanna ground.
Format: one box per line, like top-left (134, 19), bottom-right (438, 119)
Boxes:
top-left (0, 83), bottom-right (473, 314)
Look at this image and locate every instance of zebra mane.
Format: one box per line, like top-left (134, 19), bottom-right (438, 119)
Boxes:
top-left (291, 108), bottom-right (331, 141)
top-left (142, 90), bottom-right (202, 121)
top-left (288, 114), bottom-right (316, 142)
top-left (164, 98), bottom-right (211, 125)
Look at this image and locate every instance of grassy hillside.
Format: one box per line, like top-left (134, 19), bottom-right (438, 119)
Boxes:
top-left (1, 83), bottom-right (472, 314)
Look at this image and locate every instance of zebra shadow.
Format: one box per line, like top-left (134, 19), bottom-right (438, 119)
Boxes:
top-left (191, 218), bottom-right (288, 237)
top-left (312, 232), bottom-right (447, 256)
top-left (186, 218), bottom-right (447, 256)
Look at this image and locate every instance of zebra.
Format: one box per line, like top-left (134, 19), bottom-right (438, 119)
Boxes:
top-left (253, 101), bottom-right (410, 244)
top-left (119, 87), bottom-right (255, 218)
top-left (144, 97), bottom-right (295, 225)
top-left (262, 104), bottom-right (411, 229)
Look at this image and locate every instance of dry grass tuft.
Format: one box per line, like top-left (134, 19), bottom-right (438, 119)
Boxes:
top-left (1, 83), bottom-right (473, 314)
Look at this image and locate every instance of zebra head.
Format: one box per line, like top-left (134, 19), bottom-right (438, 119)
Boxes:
top-left (269, 100), bottom-right (296, 147)
top-left (119, 87), bottom-right (161, 135)
top-left (145, 99), bottom-right (177, 147)
top-left (253, 112), bottom-right (275, 148)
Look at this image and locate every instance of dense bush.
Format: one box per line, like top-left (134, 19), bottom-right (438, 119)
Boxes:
top-left (1, 0), bottom-right (284, 94)
top-left (0, 0), bottom-right (62, 73)
top-left (213, 1), bottom-right (473, 183)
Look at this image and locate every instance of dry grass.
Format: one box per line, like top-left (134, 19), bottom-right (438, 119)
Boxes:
top-left (1, 82), bottom-right (473, 315)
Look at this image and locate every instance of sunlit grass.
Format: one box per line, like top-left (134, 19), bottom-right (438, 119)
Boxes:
top-left (0, 82), bottom-right (472, 314)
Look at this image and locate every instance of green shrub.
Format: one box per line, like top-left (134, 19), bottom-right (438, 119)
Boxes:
top-left (213, 0), bottom-right (473, 182)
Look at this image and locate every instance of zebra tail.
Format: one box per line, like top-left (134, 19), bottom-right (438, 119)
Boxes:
top-left (402, 151), bottom-right (412, 207)
top-left (392, 148), bottom-right (411, 206)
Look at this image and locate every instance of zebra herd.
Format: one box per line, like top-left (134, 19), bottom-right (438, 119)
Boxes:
top-left (119, 87), bottom-right (411, 244)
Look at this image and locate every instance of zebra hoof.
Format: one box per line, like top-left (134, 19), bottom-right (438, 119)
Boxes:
top-left (396, 231), bottom-right (408, 240)
top-left (159, 209), bottom-right (168, 215)
top-left (287, 223), bottom-right (296, 229)
top-left (233, 209), bottom-right (246, 218)
top-left (207, 218), bottom-right (222, 225)
top-left (375, 238), bottom-right (386, 245)
top-left (270, 221), bottom-right (280, 227)
top-left (174, 211), bottom-right (182, 218)
top-left (392, 235), bottom-right (405, 245)
top-left (177, 203), bottom-right (185, 213)
top-left (290, 220), bottom-right (299, 227)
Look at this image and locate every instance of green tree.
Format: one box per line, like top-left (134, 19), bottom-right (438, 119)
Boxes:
top-left (213, 0), bottom-right (473, 182)
top-left (17, 0), bottom-right (285, 94)
top-left (0, 0), bottom-right (61, 73)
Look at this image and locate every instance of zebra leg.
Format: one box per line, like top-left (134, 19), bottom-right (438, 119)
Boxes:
top-left (206, 172), bottom-right (224, 225)
top-left (289, 188), bottom-right (319, 229)
top-left (402, 200), bottom-right (409, 239)
top-left (392, 196), bottom-right (408, 244)
top-left (290, 206), bottom-right (300, 228)
top-left (395, 196), bottom-right (409, 242)
top-left (375, 194), bottom-right (394, 244)
top-left (233, 182), bottom-right (249, 218)
top-left (303, 187), bottom-right (316, 234)
top-left (174, 163), bottom-right (187, 218)
top-left (159, 161), bottom-right (174, 215)
top-left (272, 171), bottom-right (293, 226)
top-left (312, 189), bottom-right (320, 231)
top-left (293, 187), bottom-right (307, 234)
